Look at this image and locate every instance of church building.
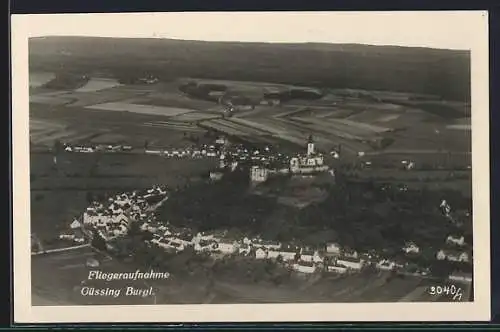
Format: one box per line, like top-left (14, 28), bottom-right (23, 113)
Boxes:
top-left (289, 135), bottom-right (330, 174)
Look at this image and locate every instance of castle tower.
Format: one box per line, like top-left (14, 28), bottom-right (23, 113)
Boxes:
top-left (307, 135), bottom-right (315, 156)
top-left (250, 166), bottom-right (268, 183)
top-left (289, 157), bottom-right (300, 173)
top-left (219, 153), bottom-right (227, 169)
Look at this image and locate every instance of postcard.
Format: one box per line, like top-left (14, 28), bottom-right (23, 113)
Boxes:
top-left (11, 11), bottom-right (490, 323)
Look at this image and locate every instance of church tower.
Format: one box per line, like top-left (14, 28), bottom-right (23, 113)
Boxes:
top-left (307, 135), bottom-right (315, 156)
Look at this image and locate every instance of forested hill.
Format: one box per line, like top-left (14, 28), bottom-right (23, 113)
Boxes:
top-left (29, 36), bottom-right (471, 101)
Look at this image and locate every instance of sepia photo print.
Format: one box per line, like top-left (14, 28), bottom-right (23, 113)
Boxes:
top-left (12, 11), bottom-right (490, 323)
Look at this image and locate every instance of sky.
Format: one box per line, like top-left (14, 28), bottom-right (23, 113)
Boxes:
top-left (19, 11), bottom-right (487, 50)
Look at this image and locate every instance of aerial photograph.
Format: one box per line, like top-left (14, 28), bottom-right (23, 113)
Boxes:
top-left (29, 16), bottom-right (474, 306)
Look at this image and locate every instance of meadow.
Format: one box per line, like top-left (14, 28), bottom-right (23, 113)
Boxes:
top-left (85, 101), bottom-right (196, 117)
top-left (32, 246), bottom-right (470, 305)
top-left (30, 152), bottom-right (216, 244)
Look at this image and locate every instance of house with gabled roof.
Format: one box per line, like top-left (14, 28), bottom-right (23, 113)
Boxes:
top-left (342, 248), bottom-right (359, 259)
top-left (337, 256), bottom-right (363, 270)
top-left (277, 247), bottom-right (298, 262)
top-left (255, 247), bottom-right (267, 259)
top-left (376, 259), bottom-right (397, 271)
top-left (113, 213), bottom-right (128, 225)
top-left (446, 235), bottom-right (466, 247)
top-left (402, 242), bottom-right (420, 254)
top-left (448, 271), bottom-right (473, 283)
top-left (436, 249), bottom-right (470, 263)
top-left (312, 251), bottom-right (324, 264)
top-left (194, 239), bottom-right (215, 252)
top-left (254, 239), bottom-right (281, 250)
top-left (238, 243), bottom-right (252, 255)
top-left (300, 249), bottom-right (315, 262)
top-left (293, 260), bottom-right (316, 274)
top-left (169, 241), bottom-right (185, 252)
top-left (327, 264), bottom-right (348, 274)
top-left (70, 219), bottom-right (81, 229)
top-left (326, 242), bottom-right (342, 255)
top-left (266, 249), bottom-right (281, 260)
top-left (216, 239), bottom-right (239, 254)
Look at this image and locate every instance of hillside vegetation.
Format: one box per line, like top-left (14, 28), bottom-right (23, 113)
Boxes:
top-left (29, 37), bottom-right (470, 101)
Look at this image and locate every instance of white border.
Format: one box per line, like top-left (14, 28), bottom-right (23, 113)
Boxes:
top-left (12, 11), bottom-right (491, 323)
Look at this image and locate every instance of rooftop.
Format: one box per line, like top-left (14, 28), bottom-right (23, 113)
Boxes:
top-left (438, 249), bottom-right (469, 256)
top-left (338, 256), bottom-right (361, 263)
top-left (297, 260), bottom-right (315, 267)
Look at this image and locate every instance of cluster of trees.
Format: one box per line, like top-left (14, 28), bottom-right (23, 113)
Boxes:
top-left (85, 168), bottom-right (472, 280)
top-left (91, 229), bottom-right (107, 251)
top-left (302, 179), bottom-right (470, 245)
top-left (263, 89), bottom-right (324, 102)
top-left (178, 83), bottom-right (220, 103)
top-left (106, 221), bottom-right (172, 267)
top-left (44, 73), bottom-right (88, 90)
top-left (199, 83), bottom-right (227, 92)
top-left (158, 169), bottom-right (278, 234)
top-left (178, 83), bottom-right (326, 106)
top-left (157, 168), bottom-right (471, 270)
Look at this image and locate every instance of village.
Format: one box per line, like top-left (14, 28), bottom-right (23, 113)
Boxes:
top-left (57, 136), bottom-right (290, 163)
top-left (48, 174), bottom-right (473, 286)
top-left (38, 134), bottom-right (474, 286)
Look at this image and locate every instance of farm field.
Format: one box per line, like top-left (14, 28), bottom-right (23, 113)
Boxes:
top-left (75, 78), bottom-right (122, 92)
top-left (447, 124), bottom-right (471, 130)
top-left (345, 170), bottom-right (472, 197)
top-left (202, 264), bottom-right (465, 303)
top-left (386, 125), bottom-right (471, 152)
top-left (29, 118), bottom-right (105, 147)
top-left (32, 247), bottom-right (156, 306)
top-left (28, 72), bottom-right (473, 231)
top-left (30, 95), bottom-right (76, 106)
top-left (142, 120), bottom-right (206, 133)
top-left (290, 116), bottom-right (390, 138)
top-left (29, 72), bottom-right (56, 88)
top-left (32, 246), bottom-right (467, 306)
top-left (364, 151), bottom-right (471, 167)
top-left (29, 71), bottom-right (471, 160)
top-left (85, 102), bottom-right (196, 117)
top-left (272, 117), bottom-right (370, 153)
top-left (230, 117), bottom-right (307, 145)
top-left (29, 82), bottom-right (167, 109)
top-left (169, 112), bottom-right (221, 122)
top-left (30, 101), bottom-right (202, 148)
top-left (132, 92), bottom-right (217, 111)
top-left (66, 90), bottom-right (150, 108)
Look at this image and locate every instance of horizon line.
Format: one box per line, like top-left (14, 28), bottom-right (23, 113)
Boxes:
top-left (30, 35), bottom-right (470, 52)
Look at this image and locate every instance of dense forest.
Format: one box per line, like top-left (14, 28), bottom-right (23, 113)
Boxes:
top-left (156, 170), bottom-right (472, 263)
top-left (29, 37), bottom-right (470, 101)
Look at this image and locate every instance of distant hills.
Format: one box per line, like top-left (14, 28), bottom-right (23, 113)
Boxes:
top-left (29, 36), bottom-right (471, 101)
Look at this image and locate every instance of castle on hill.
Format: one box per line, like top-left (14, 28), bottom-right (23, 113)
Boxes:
top-left (250, 135), bottom-right (332, 183)
top-left (289, 135), bottom-right (330, 174)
